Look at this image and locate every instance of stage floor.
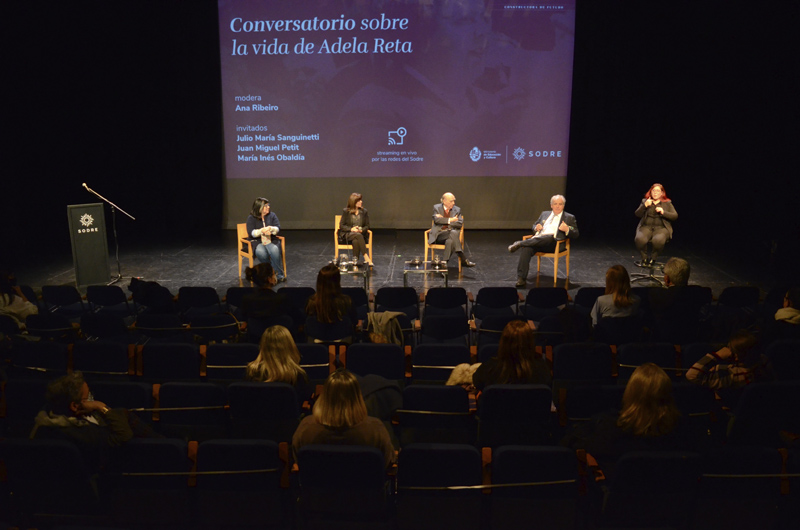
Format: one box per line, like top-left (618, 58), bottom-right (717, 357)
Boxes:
top-left (19, 229), bottom-right (764, 299)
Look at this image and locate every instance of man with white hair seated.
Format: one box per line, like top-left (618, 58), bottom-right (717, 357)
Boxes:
top-left (508, 194), bottom-right (579, 288)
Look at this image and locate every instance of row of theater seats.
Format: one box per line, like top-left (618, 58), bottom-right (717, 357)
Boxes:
top-left (1, 437), bottom-right (798, 529)
top-left (5, 337), bottom-right (800, 387)
top-left (4, 365), bottom-right (800, 449)
top-left (18, 282), bottom-right (786, 321)
top-left (9, 282), bottom-right (797, 350)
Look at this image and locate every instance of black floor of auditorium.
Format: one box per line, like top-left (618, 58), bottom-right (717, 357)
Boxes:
top-left (17, 229), bottom-right (767, 299)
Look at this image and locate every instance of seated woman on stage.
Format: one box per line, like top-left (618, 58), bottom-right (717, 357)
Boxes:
top-left (634, 183), bottom-right (677, 266)
top-left (246, 196), bottom-right (285, 282)
top-left (472, 320), bottom-right (551, 392)
top-left (591, 265), bottom-right (641, 327)
top-left (339, 192), bottom-right (370, 267)
top-left (292, 369), bottom-right (396, 467)
top-left (246, 324), bottom-right (313, 405)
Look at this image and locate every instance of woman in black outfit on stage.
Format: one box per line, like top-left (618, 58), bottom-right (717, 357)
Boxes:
top-left (634, 183), bottom-right (678, 266)
top-left (338, 192), bottom-right (371, 267)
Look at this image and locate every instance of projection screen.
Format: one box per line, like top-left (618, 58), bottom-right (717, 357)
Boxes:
top-left (218, 0), bottom-right (576, 229)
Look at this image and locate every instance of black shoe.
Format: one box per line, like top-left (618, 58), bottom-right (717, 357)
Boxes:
top-left (460, 259), bottom-right (477, 267)
top-left (515, 277), bottom-right (527, 288)
top-left (508, 241), bottom-right (522, 253)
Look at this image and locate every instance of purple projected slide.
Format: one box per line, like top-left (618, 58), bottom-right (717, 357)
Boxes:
top-left (218, 0), bottom-right (575, 178)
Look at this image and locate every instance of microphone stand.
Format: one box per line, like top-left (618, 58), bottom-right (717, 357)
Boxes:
top-left (82, 184), bottom-right (135, 285)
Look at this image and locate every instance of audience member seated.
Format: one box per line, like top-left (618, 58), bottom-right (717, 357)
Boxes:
top-left (647, 257), bottom-right (705, 342)
top-left (0, 269), bottom-right (38, 328)
top-left (292, 369), bottom-right (396, 468)
top-left (591, 265), bottom-right (641, 327)
top-left (764, 287), bottom-right (800, 342)
top-left (472, 320), bottom-right (552, 393)
top-left (774, 287), bottom-right (800, 325)
top-left (685, 330), bottom-right (770, 407)
top-left (245, 324), bottom-right (314, 406)
top-left (241, 263), bottom-right (300, 333)
top-left (562, 363), bottom-right (705, 479)
top-left (30, 371), bottom-right (158, 472)
top-left (305, 264), bottom-right (358, 340)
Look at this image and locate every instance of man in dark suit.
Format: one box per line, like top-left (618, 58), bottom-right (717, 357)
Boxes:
top-left (508, 194), bottom-right (579, 288)
top-left (429, 192), bottom-right (476, 267)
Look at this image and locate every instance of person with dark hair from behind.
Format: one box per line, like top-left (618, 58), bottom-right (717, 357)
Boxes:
top-left (31, 372), bottom-right (137, 473)
top-left (562, 363), bottom-right (704, 479)
top-left (306, 264), bottom-right (357, 324)
top-left (241, 262), bottom-right (300, 335)
top-left (0, 269), bottom-right (38, 329)
top-left (246, 196), bottom-right (285, 282)
top-left (685, 330), bottom-right (766, 390)
top-left (591, 265), bottom-right (641, 327)
top-left (246, 325), bottom-right (313, 406)
top-left (292, 369), bottom-right (396, 468)
top-left (339, 192), bottom-right (371, 267)
top-left (472, 320), bottom-right (551, 392)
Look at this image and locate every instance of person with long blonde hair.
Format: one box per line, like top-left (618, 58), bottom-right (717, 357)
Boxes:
top-left (562, 363), bottom-right (701, 477)
top-left (591, 265), bottom-right (641, 326)
top-left (291, 369), bottom-right (396, 467)
top-left (472, 320), bottom-right (551, 391)
top-left (246, 325), bottom-right (312, 404)
top-left (617, 362), bottom-right (680, 437)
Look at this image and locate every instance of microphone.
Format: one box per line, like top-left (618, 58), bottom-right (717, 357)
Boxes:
top-left (82, 183), bottom-right (88, 189)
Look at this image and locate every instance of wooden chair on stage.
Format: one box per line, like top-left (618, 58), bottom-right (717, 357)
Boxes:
top-left (237, 223), bottom-right (286, 285)
top-left (424, 218), bottom-right (465, 273)
top-left (334, 215), bottom-right (373, 266)
top-left (522, 234), bottom-right (570, 286)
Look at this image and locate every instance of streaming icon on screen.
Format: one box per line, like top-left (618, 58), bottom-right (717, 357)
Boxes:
top-left (388, 127), bottom-right (407, 146)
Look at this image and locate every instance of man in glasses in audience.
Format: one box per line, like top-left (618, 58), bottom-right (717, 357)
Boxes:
top-left (30, 371), bottom-right (146, 472)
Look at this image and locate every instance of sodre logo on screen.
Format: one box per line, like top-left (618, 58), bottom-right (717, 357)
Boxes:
top-left (469, 147), bottom-right (481, 162)
top-left (514, 148), bottom-right (563, 160)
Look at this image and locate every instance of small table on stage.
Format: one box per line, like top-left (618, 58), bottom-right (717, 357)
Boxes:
top-left (403, 261), bottom-right (448, 288)
top-left (338, 263), bottom-right (369, 292)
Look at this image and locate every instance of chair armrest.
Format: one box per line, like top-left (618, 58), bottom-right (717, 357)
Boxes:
top-left (239, 236), bottom-right (253, 254)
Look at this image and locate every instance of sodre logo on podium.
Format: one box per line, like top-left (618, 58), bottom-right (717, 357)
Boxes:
top-left (78, 213), bottom-right (99, 234)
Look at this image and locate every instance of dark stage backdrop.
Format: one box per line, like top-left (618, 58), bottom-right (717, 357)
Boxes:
top-left (3, 1), bottom-right (797, 277)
